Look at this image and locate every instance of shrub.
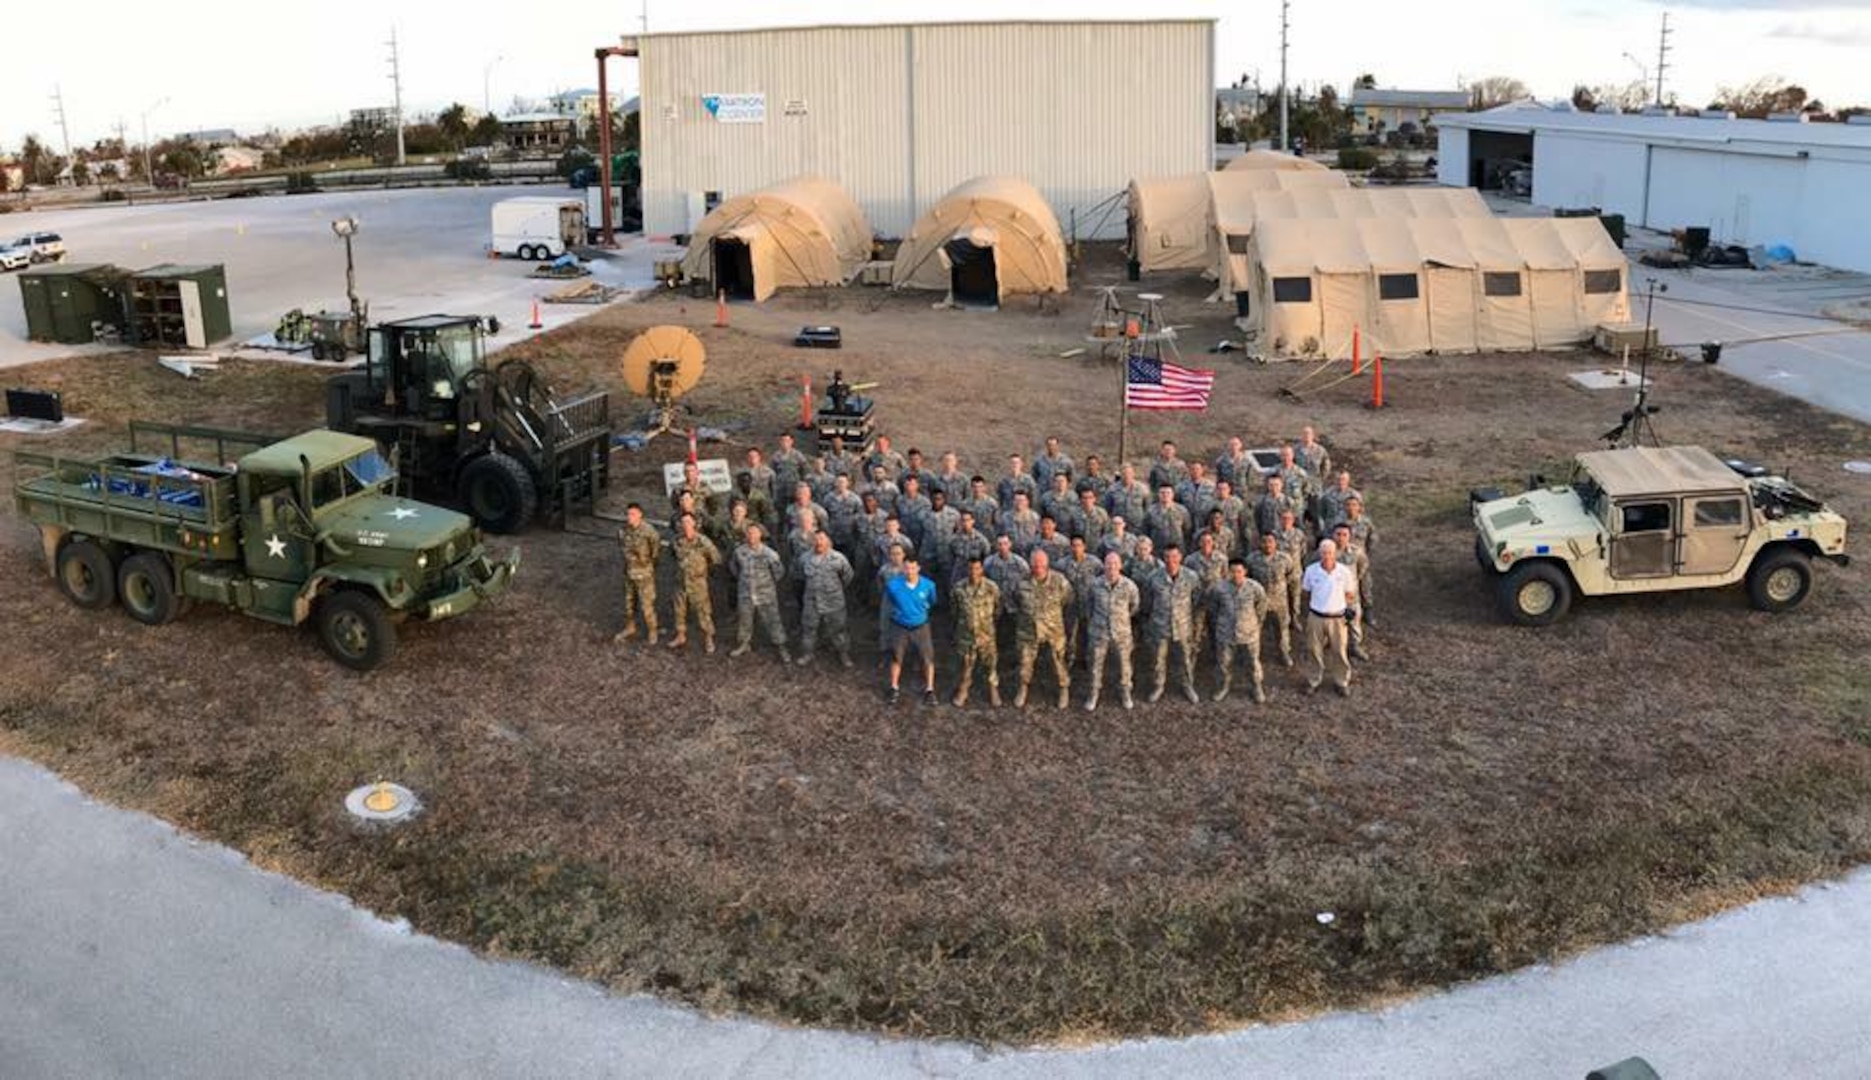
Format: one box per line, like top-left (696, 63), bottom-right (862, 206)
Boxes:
top-left (1336, 147), bottom-right (1379, 171)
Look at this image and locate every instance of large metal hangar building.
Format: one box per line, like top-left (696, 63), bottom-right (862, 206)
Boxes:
top-left (1437, 104), bottom-right (1871, 274)
top-left (629, 19), bottom-right (1215, 240)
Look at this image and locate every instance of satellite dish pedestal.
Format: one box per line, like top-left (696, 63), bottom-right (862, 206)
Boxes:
top-left (621, 325), bottom-right (707, 443)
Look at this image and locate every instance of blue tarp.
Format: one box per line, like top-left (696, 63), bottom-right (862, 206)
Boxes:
top-left (88, 459), bottom-right (206, 508)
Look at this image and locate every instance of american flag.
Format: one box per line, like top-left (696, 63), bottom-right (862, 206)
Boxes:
top-left (1125, 354), bottom-right (1216, 411)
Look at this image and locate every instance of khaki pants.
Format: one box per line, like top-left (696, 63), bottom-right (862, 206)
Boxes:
top-left (671, 577), bottom-right (713, 638)
top-left (955, 635), bottom-right (999, 694)
top-left (1285, 570), bottom-right (1304, 636)
top-left (1306, 611), bottom-right (1351, 690)
top-left (1216, 638), bottom-right (1265, 694)
top-left (1018, 629), bottom-right (1070, 694)
top-left (1262, 597), bottom-right (1292, 658)
top-left (622, 571), bottom-right (657, 636)
top-left (1088, 637), bottom-right (1134, 695)
top-left (1149, 637), bottom-right (1198, 695)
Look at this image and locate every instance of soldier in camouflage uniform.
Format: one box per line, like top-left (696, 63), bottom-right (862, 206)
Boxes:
top-left (1275, 445), bottom-right (1315, 526)
top-left (1185, 530), bottom-right (1228, 650)
top-left (1075, 487), bottom-right (1110, 550)
top-left (1059, 533), bottom-right (1100, 668)
top-left (1031, 515), bottom-right (1071, 572)
top-left (1199, 508), bottom-right (1238, 568)
top-left (728, 524), bottom-right (790, 661)
top-left (1179, 462), bottom-right (1219, 527)
top-left (1144, 546), bottom-right (1203, 704)
top-left (876, 543), bottom-right (909, 640)
top-left (865, 434), bottom-right (908, 483)
top-left (1032, 435), bottom-right (1075, 494)
top-left (851, 492), bottom-right (887, 600)
top-left (1014, 550), bottom-right (1074, 709)
top-left (795, 531), bottom-right (856, 668)
top-left (873, 516), bottom-right (917, 584)
top-left (742, 447), bottom-right (777, 507)
top-left (997, 454), bottom-right (1039, 513)
top-left (1213, 480), bottom-right (1247, 553)
top-left (1331, 523), bottom-right (1372, 660)
top-left (930, 452), bottom-right (969, 505)
top-left (823, 473), bottom-right (864, 555)
top-left (1343, 495), bottom-right (1378, 627)
top-left (896, 475), bottom-right (933, 553)
top-left (784, 514), bottom-right (823, 614)
top-left (921, 488), bottom-right (961, 588)
top-left (956, 476), bottom-right (998, 537)
top-left (1296, 425), bottom-right (1331, 490)
top-left (785, 482), bottom-right (829, 536)
top-left (1254, 474), bottom-right (1294, 540)
top-left (947, 510), bottom-right (994, 589)
top-left (824, 437), bottom-right (862, 484)
top-left (1275, 508), bottom-right (1309, 639)
top-left (1002, 491), bottom-right (1041, 555)
top-left (901, 447), bottom-right (931, 496)
top-left (1104, 462), bottom-right (1150, 527)
top-left (1244, 530), bottom-right (1296, 665)
top-left (710, 498), bottom-right (753, 560)
top-left (950, 557), bottom-right (1003, 708)
top-left (669, 461), bottom-right (711, 520)
top-left (1149, 440), bottom-right (1192, 494)
top-left (1099, 515), bottom-right (1140, 567)
top-left (1084, 552), bottom-right (1143, 711)
top-left (856, 464), bottom-right (900, 518)
top-left (983, 535), bottom-right (1031, 624)
top-left (1079, 454), bottom-right (1112, 501)
top-left (770, 433), bottom-right (809, 497)
top-left (615, 503), bottom-right (664, 644)
top-left (1146, 485), bottom-right (1191, 555)
top-left (1214, 436), bottom-right (1255, 492)
top-left (1210, 560), bottom-right (1269, 703)
top-left (1319, 470), bottom-right (1363, 535)
top-left (666, 512), bottom-right (722, 653)
top-left (1039, 472), bottom-right (1080, 534)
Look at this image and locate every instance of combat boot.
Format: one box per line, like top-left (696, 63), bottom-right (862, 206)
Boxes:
top-left (1120, 688), bottom-right (1134, 710)
top-left (1084, 688), bottom-right (1099, 712)
top-left (777, 645), bottom-right (794, 664)
top-left (703, 634), bottom-right (716, 655)
top-left (794, 651), bottom-right (813, 666)
top-left (644, 626), bottom-right (659, 646)
top-left (1147, 680), bottom-right (1165, 705)
top-left (839, 649), bottom-right (854, 669)
top-left (1057, 687), bottom-right (1070, 710)
top-left (1252, 683), bottom-right (1267, 704)
top-left (616, 624), bottom-right (639, 642)
top-left (988, 683), bottom-right (1002, 708)
top-left (952, 683), bottom-right (970, 708)
top-left (1280, 648), bottom-right (1294, 668)
top-left (1014, 683), bottom-right (1029, 709)
top-left (667, 633), bottom-right (687, 650)
top-left (1183, 683), bottom-right (1200, 704)
top-left (1214, 678), bottom-right (1230, 703)
top-left (1351, 643), bottom-right (1370, 661)
top-left (729, 642), bottom-right (751, 658)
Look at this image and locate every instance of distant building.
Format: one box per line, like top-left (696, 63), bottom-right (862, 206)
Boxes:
top-left (181, 128), bottom-right (241, 146)
top-left (349, 107), bottom-right (397, 129)
top-left (1349, 88), bottom-right (1469, 134)
top-left (1216, 85), bottom-right (1261, 128)
top-left (1437, 105), bottom-right (1871, 273)
top-left (2, 158), bottom-right (26, 191)
top-left (501, 113), bottom-right (578, 155)
top-left (213, 146), bottom-right (266, 174)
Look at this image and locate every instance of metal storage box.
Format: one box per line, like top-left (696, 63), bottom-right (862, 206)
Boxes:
top-left (17, 263), bottom-right (131, 344)
top-left (129, 263), bottom-right (232, 349)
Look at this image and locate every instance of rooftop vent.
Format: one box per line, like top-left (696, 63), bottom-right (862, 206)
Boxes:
top-left (1699, 109), bottom-right (1738, 120)
top-left (1766, 112), bottom-right (1810, 123)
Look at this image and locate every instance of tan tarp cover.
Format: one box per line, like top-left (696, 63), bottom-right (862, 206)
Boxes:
top-left (1223, 149), bottom-right (1332, 172)
top-left (1211, 186), bottom-right (1491, 294)
top-left (1248, 216), bottom-right (1630, 358)
top-left (679, 175), bottom-right (871, 301)
top-left (892, 176), bottom-right (1068, 299)
top-left (1128, 169), bottom-right (1348, 274)
top-left (1576, 446), bottom-right (1744, 498)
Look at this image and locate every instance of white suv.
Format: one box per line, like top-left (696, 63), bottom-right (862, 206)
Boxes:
top-left (0, 245), bottom-right (29, 272)
top-left (8, 233), bottom-right (67, 263)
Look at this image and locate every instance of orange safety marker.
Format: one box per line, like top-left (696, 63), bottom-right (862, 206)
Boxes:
top-left (715, 289), bottom-right (728, 328)
top-left (800, 375), bottom-right (814, 427)
top-left (1351, 326), bottom-right (1362, 376)
top-left (528, 299), bottom-right (543, 330)
top-left (687, 427), bottom-right (699, 464)
top-left (1371, 353), bottom-right (1385, 409)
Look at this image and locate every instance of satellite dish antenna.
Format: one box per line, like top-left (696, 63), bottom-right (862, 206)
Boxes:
top-left (621, 325), bottom-right (707, 440)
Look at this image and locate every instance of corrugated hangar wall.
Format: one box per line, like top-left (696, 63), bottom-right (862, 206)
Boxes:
top-left (638, 21), bottom-right (1214, 240)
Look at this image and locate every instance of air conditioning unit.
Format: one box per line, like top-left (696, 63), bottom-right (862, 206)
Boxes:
top-left (1594, 322), bottom-right (1658, 355)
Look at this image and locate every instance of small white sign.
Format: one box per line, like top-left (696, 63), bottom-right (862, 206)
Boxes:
top-left (702, 93), bottom-right (766, 124)
top-left (783, 99), bottom-right (808, 117)
top-left (663, 458), bottom-right (734, 497)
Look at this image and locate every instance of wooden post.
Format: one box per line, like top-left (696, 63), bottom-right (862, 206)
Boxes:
top-left (1351, 325), bottom-right (1362, 376)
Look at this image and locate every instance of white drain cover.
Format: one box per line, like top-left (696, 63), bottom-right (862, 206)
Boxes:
top-left (1845, 461), bottom-right (1871, 475)
top-left (344, 782), bottom-right (421, 824)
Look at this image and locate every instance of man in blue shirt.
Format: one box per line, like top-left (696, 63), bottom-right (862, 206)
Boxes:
top-left (884, 556), bottom-right (939, 706)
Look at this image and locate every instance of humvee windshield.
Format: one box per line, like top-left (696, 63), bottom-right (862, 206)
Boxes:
top-left (310, 448), bottom-right (397, 508)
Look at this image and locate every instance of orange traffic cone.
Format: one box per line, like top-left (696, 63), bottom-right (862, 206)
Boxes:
top-left (800, 375), bottom-right (814, 428)
top-left (715, 290), bottom-right (728, 328)
top-left (529, 299), bottom-right (543, 330)
top-left (1370, 353), bottom-right (1385, 409)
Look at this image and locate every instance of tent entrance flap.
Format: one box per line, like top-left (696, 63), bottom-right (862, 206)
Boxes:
top-left (945, 239), bottom-right (1000, 308)
top-left (713, 237), bottom-right (757, 301)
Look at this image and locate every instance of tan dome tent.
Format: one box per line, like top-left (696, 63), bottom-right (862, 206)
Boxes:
top-left (1246, 216), bottom-right (1629, 358)
top-left (1223, 148), bottom-right (1332, 172)
top-left (1130, 168), bottom-right (1349, 275)
top-left (1211, 185), bottom-right (1490, 296)
top-left (679, 176), bottom-right (872, 302)
top-left (891, 176), bottom-right (1068, 305)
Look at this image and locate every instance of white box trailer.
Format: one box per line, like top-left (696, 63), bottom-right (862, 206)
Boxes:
top-left (490, 197), bottom-right (585, 260)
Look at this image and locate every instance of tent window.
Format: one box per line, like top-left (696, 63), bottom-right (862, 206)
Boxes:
top-left (1483, 272), bottom-right (1523, 297)
top-left (1226, 233), bottom-right (1250, 254)
top-left (1272, 277), bottom-right (1312, 303)
top-left (1584, 269), bottom-right (1623, 294)
top-left (1378, 273), bottom-right (1420, 301)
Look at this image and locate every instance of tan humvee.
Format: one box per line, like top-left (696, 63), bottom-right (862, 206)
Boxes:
top-left (1473, 445), bottom-right (1850, 625)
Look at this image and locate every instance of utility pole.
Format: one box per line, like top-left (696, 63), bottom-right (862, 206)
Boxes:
top-left (387, 27), bottom-right (407, 166)
top-left (640, 0), bottom-right (649, 32)
top-left (1278, 0), bottom-right (1291, 151)
top-left (51, 85), bottom-right (73, 168)
top-left (1653, 11), bottom-right (1672, 107)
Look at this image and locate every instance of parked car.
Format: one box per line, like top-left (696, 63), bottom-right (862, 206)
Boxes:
top-left (8, 233), bottom-right (67, 263)
top-left (0, 245), bottom-right (31, 272)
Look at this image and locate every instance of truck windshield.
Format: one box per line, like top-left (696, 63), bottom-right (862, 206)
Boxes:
top-left (311, 449), bottom-right (397, 508)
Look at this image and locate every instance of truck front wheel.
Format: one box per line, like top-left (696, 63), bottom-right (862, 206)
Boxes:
top-left (1498, 561), bottom-right (1573, 627)
top-left (56, 539), bottom-right (117, 610)
top-left (118, 552), bottom-right (182, 625)
top-left (460, 452), bottom-right (538, 534)
top-left (1747, 548), bottom-right (1813, 613)
top-left (316, 591), bottom-right (398, 671)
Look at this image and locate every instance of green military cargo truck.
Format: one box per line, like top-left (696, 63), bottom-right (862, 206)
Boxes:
top-left (12, 422), bottom-right (520, 671)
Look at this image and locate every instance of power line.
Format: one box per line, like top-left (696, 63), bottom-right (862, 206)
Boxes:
top-left (1651, 292), bottom-right (1867, 325)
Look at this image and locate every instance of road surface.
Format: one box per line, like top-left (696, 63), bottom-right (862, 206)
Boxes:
top-left (3, 755), bottom-right (1868, 1079)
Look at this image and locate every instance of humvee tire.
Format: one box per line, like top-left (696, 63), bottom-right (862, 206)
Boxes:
top-left (316, 590), bottom-right (398, 671)
top-left (56, 539), bottom-right (117, 610)
top-left (460, 452), bottom-right (538, 534)
top-left (1747, 547), bottom-right (1813, 613)
top-left (1498, 561), bottom-right (1572, 627)
top-left (118, 552), bottom-right (182, 625)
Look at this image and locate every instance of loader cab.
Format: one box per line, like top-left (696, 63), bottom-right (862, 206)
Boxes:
top-left (365, 315), bottom-right (486, 417)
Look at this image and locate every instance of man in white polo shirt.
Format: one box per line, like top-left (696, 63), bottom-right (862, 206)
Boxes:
top-left (1301, 538), bottom-right (1358, 697)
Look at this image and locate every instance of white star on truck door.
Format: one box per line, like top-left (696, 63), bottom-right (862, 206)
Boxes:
top-left (265, 534), bottom-right (287, 559)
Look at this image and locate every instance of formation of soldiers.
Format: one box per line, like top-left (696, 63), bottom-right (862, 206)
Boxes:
top-left (616, 426), bottom-right (1379, 709)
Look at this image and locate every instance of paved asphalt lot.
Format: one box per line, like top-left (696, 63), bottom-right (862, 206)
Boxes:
top-left (0, 186), bottom-right (667, 369)
top-left (4, 755), bottom-right (1868, 1079)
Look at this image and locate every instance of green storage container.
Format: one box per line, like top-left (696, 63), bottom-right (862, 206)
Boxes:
top-left (129, 263), bottom-right (233, 349)
top-left (17, 264), bottom-right (131, 345)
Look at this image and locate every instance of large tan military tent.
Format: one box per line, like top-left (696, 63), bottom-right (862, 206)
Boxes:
top-left (1211, 186), bottom-right (1492, 295)
top-left (1223, 149), bottom-right (1332, 172)
top-left (1245, 216), bottom-right (1629, 358)
top-left (1127, 168), bottom-right (1349, 274)
top-left (891, 176), bottom-right (1068, 304)
top-left (679, 176), bottom-right (872, 301)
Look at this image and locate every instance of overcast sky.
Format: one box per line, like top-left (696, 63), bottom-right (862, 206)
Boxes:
top-left (5, 0), bottom-right (1870, 150)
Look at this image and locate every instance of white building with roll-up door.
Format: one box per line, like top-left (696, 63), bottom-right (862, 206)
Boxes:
top-left (629, 20), bottom-right (1214, 240)
top-left (1437, 105), bottom-right (1871, 273)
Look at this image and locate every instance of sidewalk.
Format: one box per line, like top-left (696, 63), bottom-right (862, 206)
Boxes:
top-left (2, 754), bottom-right (1867, 1079)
